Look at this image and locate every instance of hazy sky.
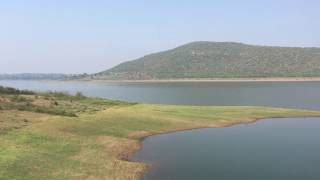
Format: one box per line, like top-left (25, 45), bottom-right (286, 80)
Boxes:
top-left (0, 0), bottom-right (319, 74)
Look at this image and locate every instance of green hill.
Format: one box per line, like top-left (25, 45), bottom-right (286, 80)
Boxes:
top-left (94, 41), bottom-right (320, 80)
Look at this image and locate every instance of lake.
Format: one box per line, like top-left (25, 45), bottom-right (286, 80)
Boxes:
top-left (131, 118), bottom-right (320, 180)
top-left (0, 80), bottom-right (320, 110)
top-left (1, 80), bottom-right (320, 179)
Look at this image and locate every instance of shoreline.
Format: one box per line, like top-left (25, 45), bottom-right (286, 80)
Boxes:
top-left (125, 115), bottom-right (320, 179)
top-left (3, 77), bottom-right (320, 83)
top-left (75, 77), bottom-right (320, 83)
top-left (3, 87), bottom-right (320, 179)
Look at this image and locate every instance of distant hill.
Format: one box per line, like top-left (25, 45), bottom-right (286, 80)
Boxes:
top-left (93, 41), bottom-right (320, 80)
top-left (0, 73), bottom-right (87, 80)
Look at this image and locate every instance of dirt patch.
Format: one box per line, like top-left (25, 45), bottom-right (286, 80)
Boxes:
top-left (0, 97), bottom-right (10, 103)
top-left (0, 110), bottom-right (46, 134)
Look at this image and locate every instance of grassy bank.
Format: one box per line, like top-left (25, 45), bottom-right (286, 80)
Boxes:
top-left (1, 87), bottom-right (320, 179)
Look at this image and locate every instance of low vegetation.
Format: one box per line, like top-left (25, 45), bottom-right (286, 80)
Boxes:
top-left (0, 86), bottom-right (132, 133)
top-left (1, 86), bottom-right (320, 179)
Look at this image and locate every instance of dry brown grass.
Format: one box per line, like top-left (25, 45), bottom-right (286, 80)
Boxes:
top-left (0, 110), bottom-right (47, 134)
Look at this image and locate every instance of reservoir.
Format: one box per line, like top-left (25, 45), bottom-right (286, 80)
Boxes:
top-left (0, 80), bottom-right (320, 110)
top-left (131, 118), bottom-right (320, 180)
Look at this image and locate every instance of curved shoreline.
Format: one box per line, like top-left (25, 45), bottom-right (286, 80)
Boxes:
top-left (3, 87), bottom-right (320, 179)
top-left (125, 115), bottom-right (319, 180)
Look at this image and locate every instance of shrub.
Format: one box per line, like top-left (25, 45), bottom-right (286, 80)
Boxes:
top-left (11, 95), bottom-right (27, 102)
top-left (0, 86), bottom-right (34, 95)
top-left (33, 107), bottom-right (77, 117)
top-left (75, 92), bottom-right (86, 100)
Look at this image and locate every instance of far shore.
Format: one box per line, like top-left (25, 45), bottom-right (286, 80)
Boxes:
top-left (3, 77), bottom-right (320, 83)
top-left (82, 77), bottom-right (320, 83)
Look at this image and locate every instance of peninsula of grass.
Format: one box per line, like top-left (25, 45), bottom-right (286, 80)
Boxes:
top-left (1, 86), bottom-right (320, 179)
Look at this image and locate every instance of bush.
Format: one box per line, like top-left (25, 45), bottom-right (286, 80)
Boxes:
top-left (0, 86), bottom-right (34, 95)
top-left (75, 92), bottom-right (86, 99)
top-left (33, 107), bottom-right (77, 117)
top-left (42, 91), bottom-right (86, 101)
top-left (11, 95), bottom-right (27, 102)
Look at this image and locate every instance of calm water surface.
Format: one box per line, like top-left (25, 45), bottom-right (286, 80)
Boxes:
top-left (0, 80), bottom-right (320, 109)
top-left (131, 118), bottom-right (320, 180)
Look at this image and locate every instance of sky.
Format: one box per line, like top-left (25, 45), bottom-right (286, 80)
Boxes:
top-left (0, 0), bottom-right (319, 74)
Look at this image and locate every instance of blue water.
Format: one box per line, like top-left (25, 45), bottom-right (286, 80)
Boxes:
top-left (1, 80), bottom-right (320, 110)
top-left (131, 118), bottom-right (320, 180)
